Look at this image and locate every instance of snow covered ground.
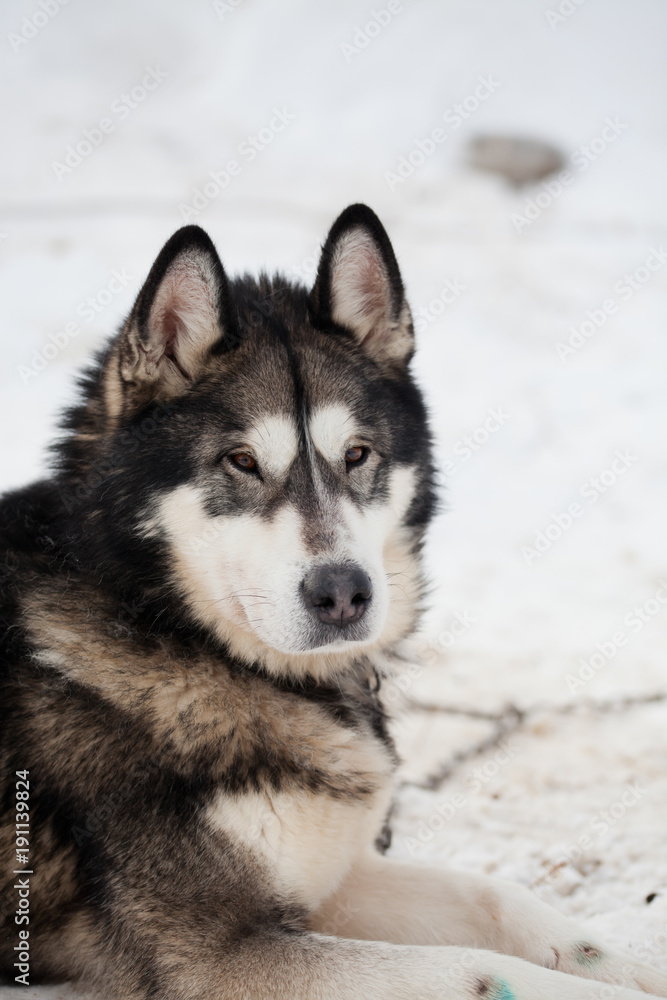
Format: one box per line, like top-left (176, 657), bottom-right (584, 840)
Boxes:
top-left (1, 0), bottom-right (667, 992)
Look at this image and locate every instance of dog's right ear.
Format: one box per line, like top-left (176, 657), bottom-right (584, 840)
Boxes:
top-left (106, 226), bottom-right (238, 417)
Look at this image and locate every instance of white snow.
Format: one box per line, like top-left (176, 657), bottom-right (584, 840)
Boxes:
top-left (1, 0), bottom-right (666, 991)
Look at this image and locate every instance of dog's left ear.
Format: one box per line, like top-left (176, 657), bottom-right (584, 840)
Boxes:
top-left (309, 204), bottom-right (414, 367)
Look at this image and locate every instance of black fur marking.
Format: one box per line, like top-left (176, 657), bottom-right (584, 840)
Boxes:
top-left (258, 662), bottom-right (397, 756)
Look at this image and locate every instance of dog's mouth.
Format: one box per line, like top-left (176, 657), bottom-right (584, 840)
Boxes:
top-left (245, 609), bottom-right (378, 657)
top-left (297, 615), bottom-right (376, 652)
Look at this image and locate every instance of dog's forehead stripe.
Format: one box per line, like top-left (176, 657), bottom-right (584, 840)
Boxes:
top-left (308, 404), bottom-right (357, 463)
top-left (246, 414), bottom-right (298, 475)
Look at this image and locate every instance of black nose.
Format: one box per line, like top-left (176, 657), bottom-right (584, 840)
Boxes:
top-left (302, 564), bottom-right (372, 628)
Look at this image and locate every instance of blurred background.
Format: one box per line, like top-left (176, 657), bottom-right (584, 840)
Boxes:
top-left (1, 0), bottom-right (667, 969)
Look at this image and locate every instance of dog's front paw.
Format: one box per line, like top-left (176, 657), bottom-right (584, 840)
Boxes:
top-left (545, 942), bottom-right (667, 997)
top-left (468, 950), bottom-right (666, 1000)
top-left (491, 881), bottom-right (667, 997)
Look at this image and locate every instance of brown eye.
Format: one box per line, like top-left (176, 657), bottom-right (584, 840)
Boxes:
top-left (231, 452), bottom-right (256, 471)
top-left (345, 446), bottom-right (368, 466)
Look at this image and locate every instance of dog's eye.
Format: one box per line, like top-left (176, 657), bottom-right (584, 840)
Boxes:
top-left (345, 446), bottom-right (368, 467)
top-left (231, 452), bottom-right (256, 472)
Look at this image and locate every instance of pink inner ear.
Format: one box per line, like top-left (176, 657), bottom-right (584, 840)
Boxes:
top-left (331, 230), bottom-right (390, 335)
top-left (146, 259), bottom-right (219, 379)
top-left (157, 300), bottom-right (190, 378)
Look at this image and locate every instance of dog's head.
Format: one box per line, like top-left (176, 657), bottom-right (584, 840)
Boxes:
top-left (63, 205), bottom-right (436, 679)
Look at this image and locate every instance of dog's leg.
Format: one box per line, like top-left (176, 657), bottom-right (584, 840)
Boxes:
top-left (52, 850), bottom-right (666, 1000)
top-left (311, 855), bottom-right (667, 996)
top-left (208, 933), bottom-right (667, 1000)
top-left (83, 929), bottom-right (667, 1000)
top-left (44, 843), bottom-right (664, 1000)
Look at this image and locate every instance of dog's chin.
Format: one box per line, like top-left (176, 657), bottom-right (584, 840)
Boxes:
top-left (296, 631), bottom-right (374, 656)
top-left (259, 620), bottom-right (381, 658)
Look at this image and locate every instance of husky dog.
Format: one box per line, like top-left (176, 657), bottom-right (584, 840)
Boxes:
top-left (1, 205), bottom-right (666, 1000)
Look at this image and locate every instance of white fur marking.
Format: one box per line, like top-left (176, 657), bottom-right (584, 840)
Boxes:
top-left (308, 404), bottom-right (358, 464)
top-left (140, 462), bottom-right (418, 675)
top-left (206, 782), bottom-right (393, 910)
top-left (244, 414), bottom-right (298, 477)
